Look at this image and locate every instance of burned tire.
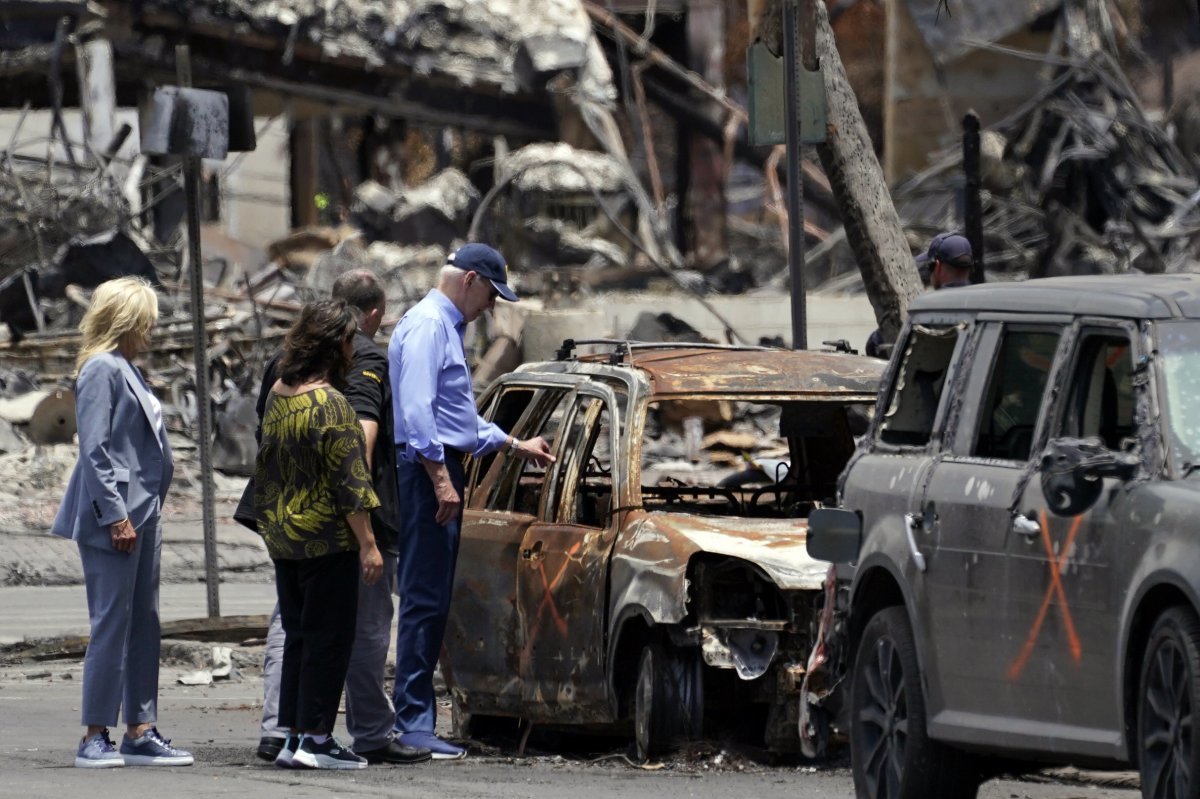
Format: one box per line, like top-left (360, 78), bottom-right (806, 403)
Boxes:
top-left (634, 641), bottom-right (703, 762)
top-left (850, 607), bottom-right (979, 799)
top-left (1137, 606), bottom-right (1200, 799)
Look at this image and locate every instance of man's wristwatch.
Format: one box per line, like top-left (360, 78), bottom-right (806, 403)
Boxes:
top-left (508, 437), bottom-right (520, 454)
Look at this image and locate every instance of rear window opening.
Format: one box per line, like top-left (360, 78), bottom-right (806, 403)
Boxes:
top-left (639, 398), bottom-right (871, 519)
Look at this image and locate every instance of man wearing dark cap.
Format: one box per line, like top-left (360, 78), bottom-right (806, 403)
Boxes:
top-left (926, 232), bottom-right (973, 290)
top-left (864, 248), bottom-right (938, 358)
top-left (387, 243), bottom-right (554, 759)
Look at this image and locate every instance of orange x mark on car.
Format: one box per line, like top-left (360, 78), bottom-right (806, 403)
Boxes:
top-left (1008, 509), bottom-right (1086, 681)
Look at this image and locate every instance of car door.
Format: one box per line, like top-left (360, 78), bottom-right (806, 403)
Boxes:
top-left (1001, 321), bottom-right (1136, 752)
top-left (919, 319), bottom-right (1066, 737)
top-left (516, 384), bottom-right (624, 720)
top-left (443, 378), bottom-right (578, 716)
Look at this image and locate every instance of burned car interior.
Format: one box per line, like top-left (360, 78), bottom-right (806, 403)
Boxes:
top-left (640, 399), bottom-right (866, 519)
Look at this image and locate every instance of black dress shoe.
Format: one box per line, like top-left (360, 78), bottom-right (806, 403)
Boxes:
top-left (354, 738), bottom-right (433, 764)
top-left (256, 736), bottom-right (286, 762)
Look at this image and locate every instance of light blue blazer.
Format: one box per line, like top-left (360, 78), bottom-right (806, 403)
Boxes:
top-left (51, 350), bottom-right (174, 549)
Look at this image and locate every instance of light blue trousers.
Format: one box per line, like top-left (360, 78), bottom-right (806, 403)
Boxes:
top-left (78, 521), bottom-right (162, 727)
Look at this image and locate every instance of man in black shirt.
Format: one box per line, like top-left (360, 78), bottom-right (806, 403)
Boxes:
top-left (255, 270), bottom-right (430, 766)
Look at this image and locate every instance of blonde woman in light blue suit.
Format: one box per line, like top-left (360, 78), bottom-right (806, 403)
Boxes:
top-left (52, 277), bottom-right (193, 769)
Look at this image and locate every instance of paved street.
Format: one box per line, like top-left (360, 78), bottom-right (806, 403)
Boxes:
top-left (0, 519), bottom-right (1143, 798)
top-left (0, 655), bottom-right (1142, 799)
top-left (0, 602), bottom-right (1144, 799)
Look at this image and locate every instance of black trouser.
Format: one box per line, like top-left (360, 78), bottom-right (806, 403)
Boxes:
top-left (274, 550), bottom-right (359, 734)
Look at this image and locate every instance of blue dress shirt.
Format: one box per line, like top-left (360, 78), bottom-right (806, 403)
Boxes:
top-left (389, 289), bottom-right (508, 463)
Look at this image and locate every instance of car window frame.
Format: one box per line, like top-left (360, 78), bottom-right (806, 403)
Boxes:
top-left (871, 315), bottom-right (972, 455)
top-left (467, 373), bottom-right (588, 512)
top-left (1046, 319), bottom-right (1141, 452)
top-left (938, 316), bottom-right (1069, 462)
top-left (962, 322), bottom-right (1066, 463)
top-left (541, 383), bottom-right (622, 528)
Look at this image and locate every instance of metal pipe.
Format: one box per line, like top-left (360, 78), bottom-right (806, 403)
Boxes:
top-left (177, 44), bottom-right (220, 618)
top-left (783, 0), bottom-right (807, 349)
top-left (962, 111), bottom-right (985, 284)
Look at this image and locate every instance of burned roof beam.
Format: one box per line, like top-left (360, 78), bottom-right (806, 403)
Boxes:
top-left (110, 42), bottom-right (557, 140)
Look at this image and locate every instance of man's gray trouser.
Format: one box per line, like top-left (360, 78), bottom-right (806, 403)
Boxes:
top-left (261, 551), bottom-right (397, 751)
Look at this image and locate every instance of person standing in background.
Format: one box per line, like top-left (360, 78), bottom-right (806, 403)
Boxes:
top-left (254, 299), bottom-right (384, 770)
top-left (53, 276), bottom-right (193, 769)
top-left (254, 271), bottom-right (429, 766)
top-left (388, 244), bottom-right (554, 759)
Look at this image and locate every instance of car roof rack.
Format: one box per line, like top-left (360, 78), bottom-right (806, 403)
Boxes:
top-left (554, 338), bottom-right (774, 364)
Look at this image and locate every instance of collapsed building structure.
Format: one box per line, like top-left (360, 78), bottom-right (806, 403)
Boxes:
top-left (0, 0), bottom-right (1194, 461)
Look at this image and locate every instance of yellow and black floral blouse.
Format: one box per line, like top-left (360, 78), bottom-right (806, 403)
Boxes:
top-left (254, 387), bottom-right (380, 560)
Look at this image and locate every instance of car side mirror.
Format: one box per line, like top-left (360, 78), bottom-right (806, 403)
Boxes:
top-left (1040, 437), bottom-right (1140, 517)
top-left (807, 508), bottom-right (862, 563)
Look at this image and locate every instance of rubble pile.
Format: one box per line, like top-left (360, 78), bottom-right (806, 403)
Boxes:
top-left (137, 0), bottom-right (595, 93)
top-left (891, 50), bottom-right (1200, 279)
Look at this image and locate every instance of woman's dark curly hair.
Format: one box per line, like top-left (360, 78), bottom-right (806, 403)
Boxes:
top-left (278, 299), bottom-right (357, 388)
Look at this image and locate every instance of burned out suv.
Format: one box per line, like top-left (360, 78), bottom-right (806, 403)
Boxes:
top-left (441, 342), bottom-right (882, 758)
top-left (807, 275), bottom-right (1200, 799)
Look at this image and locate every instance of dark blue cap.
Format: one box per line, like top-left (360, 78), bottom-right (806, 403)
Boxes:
top-left (449, 243), bottom-right (517, 302)
top-left (925, 232), bottom-right (973, 266)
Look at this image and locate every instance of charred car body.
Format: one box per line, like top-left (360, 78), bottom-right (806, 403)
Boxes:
top-left (808, 275), bottom-right (1200, 799)
top-left (441, 342), bottom-right (883, 758)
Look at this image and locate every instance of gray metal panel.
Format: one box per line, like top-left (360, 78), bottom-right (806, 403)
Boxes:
top-left (905, 0), bottom-right (1061, 64)
top-left (909, 275), bottom-right (1200, 320)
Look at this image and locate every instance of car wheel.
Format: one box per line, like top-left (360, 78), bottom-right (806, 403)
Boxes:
top-left (851, 607), bottom-right (979, 799)
top-left (634, 640), bottom-right (703, 762)
top-left (1138, 606), bottom-right (1200, 799)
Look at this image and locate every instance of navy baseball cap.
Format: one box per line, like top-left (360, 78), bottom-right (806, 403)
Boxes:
top-left (449, 243), bottom-right (518, 302)
top-left (925, 232), bottom-right (973, 266)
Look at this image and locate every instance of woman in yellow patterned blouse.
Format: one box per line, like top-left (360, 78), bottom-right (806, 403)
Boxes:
top-left (254, 299), bottom-right (385, 770)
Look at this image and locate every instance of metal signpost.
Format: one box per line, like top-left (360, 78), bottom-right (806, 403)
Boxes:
top-left (141, 45), bottom-right (254, 617)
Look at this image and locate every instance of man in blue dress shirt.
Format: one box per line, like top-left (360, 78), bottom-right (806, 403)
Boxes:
top-left (388, 243), bottom-right (554, 759)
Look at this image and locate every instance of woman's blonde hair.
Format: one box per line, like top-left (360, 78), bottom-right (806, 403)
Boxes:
top-left (76, 277), bottom-right (159, 371)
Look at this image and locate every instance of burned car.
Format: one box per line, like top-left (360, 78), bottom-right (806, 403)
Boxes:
top-left (441, 342), bottom-right (883, 758)
top-left (808, 274), bottom-right (1200, 799)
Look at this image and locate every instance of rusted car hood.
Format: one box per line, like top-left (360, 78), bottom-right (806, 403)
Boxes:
top-left (625, 511), bottom-right (828, 590)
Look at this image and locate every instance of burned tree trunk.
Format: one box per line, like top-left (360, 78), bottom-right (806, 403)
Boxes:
top-left (811, 0), bottom-right (918, 342)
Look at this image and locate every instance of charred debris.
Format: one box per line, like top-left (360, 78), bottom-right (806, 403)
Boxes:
top-left (0, 0), bottom-right (1196, 469)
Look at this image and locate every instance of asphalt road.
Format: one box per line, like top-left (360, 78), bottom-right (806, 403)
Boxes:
top-left (0, 653), bottom-right (1143, 799)
top-left (0, 548), bottom-right (1143, 799)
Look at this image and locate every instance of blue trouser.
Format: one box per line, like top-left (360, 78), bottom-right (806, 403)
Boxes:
top-left (78, 518), bottom-right (162, 726)
top-left (391, 453), bottom-right (465, 734)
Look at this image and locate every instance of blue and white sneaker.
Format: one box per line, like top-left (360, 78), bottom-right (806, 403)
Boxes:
top-left (120, 727), bottom-right (194, 766)
top-left (75, 729), bottom-right (124, 768)
top-left (274, 733), bottom-right (300, 769)
top-left (397, 731), bottom-right (466, 760)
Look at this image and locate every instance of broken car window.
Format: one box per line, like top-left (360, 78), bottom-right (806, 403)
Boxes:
top-left (469, 386), bottom-right (538, 502)
top-left (550, 396), bottom-right (614, 528)
top-left (972, 328), bottom-right (1060, 461)
top-left (879, 325), bottom-right (960, 447)
top-left (1156, 321), bottom-right (1200, 472)
top-left (481, 387), bottom-right (571, 515)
